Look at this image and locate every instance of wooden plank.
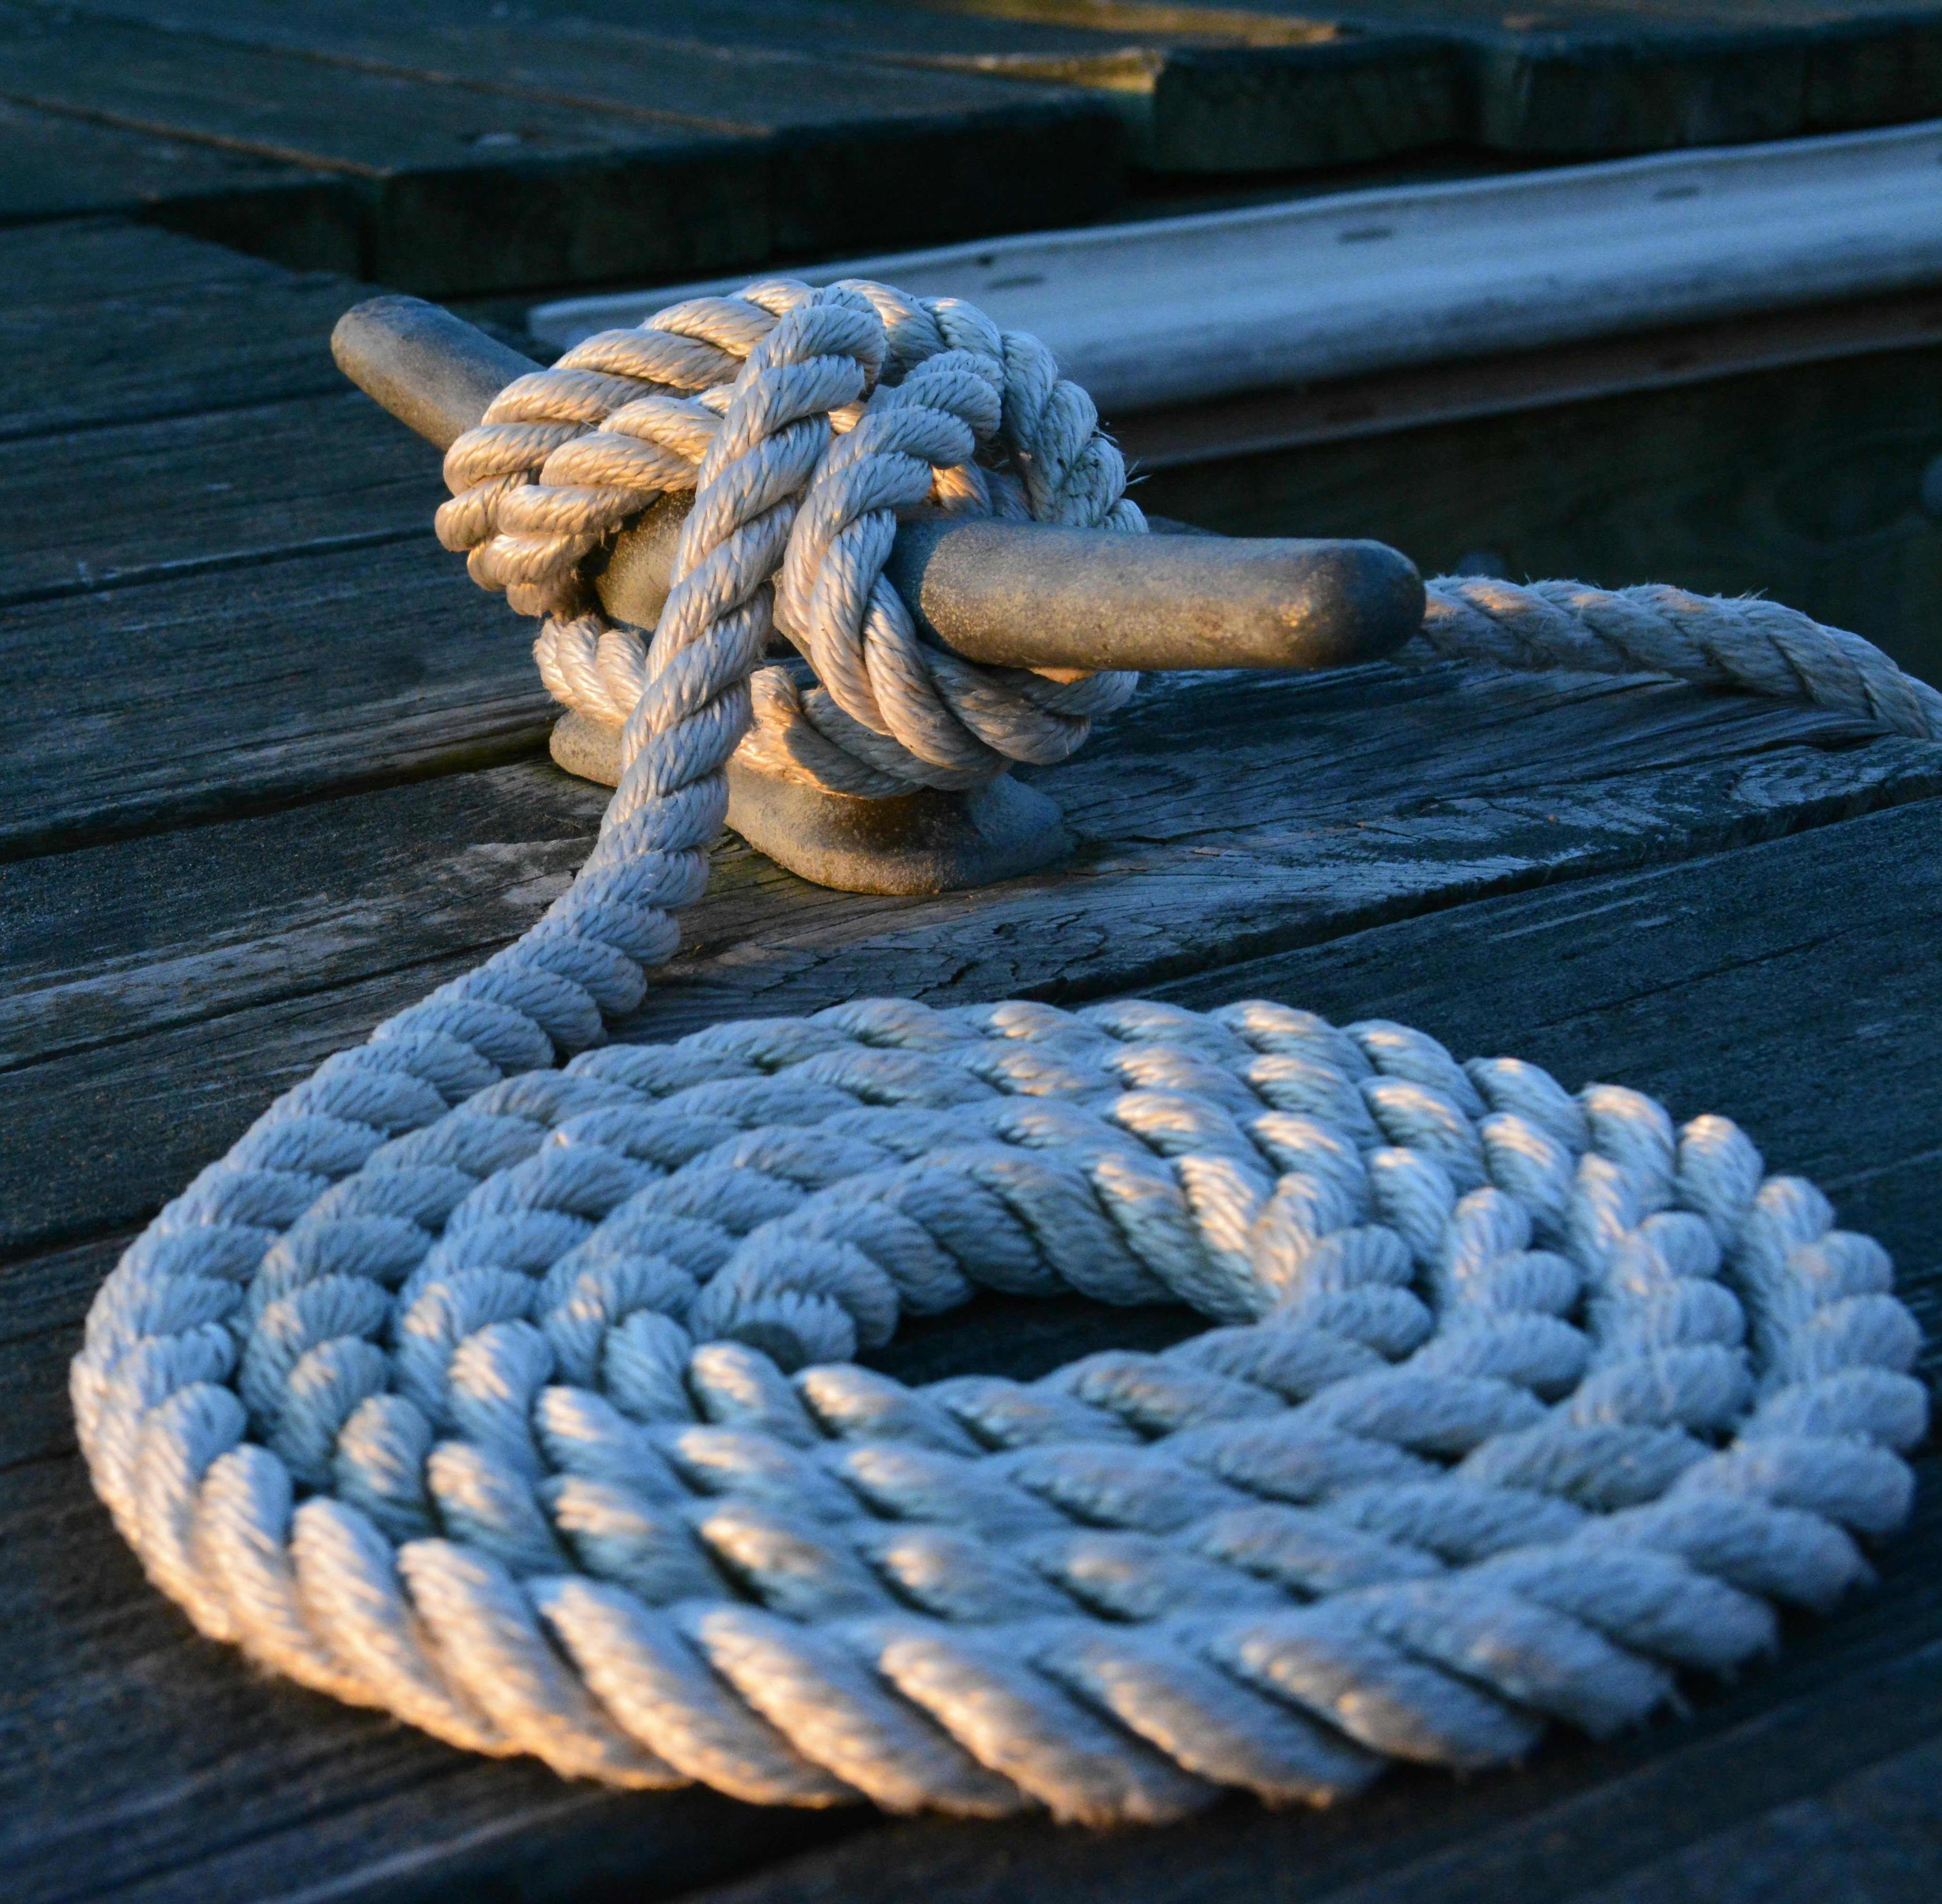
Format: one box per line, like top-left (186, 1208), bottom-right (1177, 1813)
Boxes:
top-left (44, 0), bottom-right (1941, 201)
top-left (1113, 288), bottom-right (1942, 468)
top-left (1137, 335), bottom-right (1942, 690)
top-left (0, 0), bottom-right (1124, 294)
top-left (0, 272), bottom-right (367, 434)
top-left (5, 391), bottom-right (446, 605)
top-left (7, 794), bottom-right (1942, 1903)
top-left (1572, 1733), bottom-right (1942, 1904)
top-left (36, 0), bottom-right (1460, 180)
top-left (0, 764), bottom-right (598, 1075)
top-left (529, 0), bottom-right (1464, 174)
top-left (0, 221), bottom-right (384, 438)
top-left (0, 765), bottom-right (606, 1250)
top-left (0, 97), bottom-right (364, 276)
top-left (531, 120), bottom-right (1942, 416)
top-left (0, 226), bottom-right (533, 847)
top-left (0, 213), bottom-right (286, 310)
top-left (914, 0), bottom-right (1942, 157)
top-left (52, 0), bottom-right (1126, 155)
top-left (0, 1), bottom-right (773, 298)
top-left (0, 538), bottom-right (551, 856)
top-left (6, 664), bottom-right (1940, 1253)
top-left (1132, 34), bottom-right (1460, 171)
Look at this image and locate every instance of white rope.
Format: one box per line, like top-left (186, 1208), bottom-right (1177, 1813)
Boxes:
top-left (443, 276), bottom-right (1142, 797)
top-left (75, 281), bottom-right (1930, 1826)
top-left (439, 275), bottom-right (1942, 778)
top-left (1422, 576), bottom-right (1942, 740)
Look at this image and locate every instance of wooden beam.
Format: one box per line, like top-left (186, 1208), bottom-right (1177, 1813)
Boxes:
top-left (905, 0), bottom-right (1942, 156)
top-left (1113, 287), bottom-right (1942, 467)
top-left (534, 0), bottom-right (1465, 174)
top-left (531, 119), bottom-right (1942, 414)
top-left (1135, 335), bottom-right (1942, 687)
top-left (0, 0), bottom-right (1125, 293)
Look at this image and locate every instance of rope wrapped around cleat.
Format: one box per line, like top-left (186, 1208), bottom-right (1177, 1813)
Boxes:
top-left (438, 276), bottom-right (1144, 798)
top-left (76, 280), bottom-right (1929, 1825)
top-left (437, 276), bottom-right (1942, 801)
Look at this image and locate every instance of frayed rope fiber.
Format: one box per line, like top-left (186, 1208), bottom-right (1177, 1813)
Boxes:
top-left (76, 279), bottom-right (1929, 1826)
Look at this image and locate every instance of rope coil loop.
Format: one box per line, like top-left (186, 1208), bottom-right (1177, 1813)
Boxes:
top-left (76, 279), bottom-right (1930, 1825)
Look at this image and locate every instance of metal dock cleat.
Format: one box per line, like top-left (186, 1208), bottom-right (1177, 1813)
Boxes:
top-left (334, 294), bottom-right (1424, 892)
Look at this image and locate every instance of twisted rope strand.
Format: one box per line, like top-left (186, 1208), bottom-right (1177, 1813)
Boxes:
top-left (1421, 577), bottom-right (1942, 740)
top-left (440, 277), bottom-right (1139, 799)
top-left (75, 280), bottom-right (1932, 1825)
top-left (77, 997), bottom-right (1925, 1820)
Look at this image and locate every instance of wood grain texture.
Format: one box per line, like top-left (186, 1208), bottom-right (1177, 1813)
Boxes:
top-left (0, 93), bottom-right (315, 217)
top-left (0, 536), bottom-right (552, 855)
top-left (1114, 288), bottom-right (1942, 470)
top-left (0, 221), bottom-right (378, 439)
top-left (0, 96), bottom-right (364, 275)
top-left (6, 390), bottom-right (447, 604)
top-left (0, 226), bottom-right (534, 845)
top-left (1571, 1730), bottom-right (1942, 1904)
top-left (0, 765), bottom-right (605, 1249)
top-left (1137, 35), bottom-right (1460, 171)
top-left (522, 0), bottom-right (1464, 174)
top-left (6, 657), bottom-right (1940, 1250)
top-left (1137, 338), bottom-right (1942, 688)
top-left (0, 0), bottom-right (1124, 293)
top-left (0, 0), bottom-right (725, 165)
top-left (47, 0), bottom-right (1108, 142)
top-left (921, 0), bottom-right (1942, 155)
top-left (0, 210), bottom-right (277, 307)
top-left (0, 0), bottom-right (774, 298)
top-left (0, 0), bottom-right (1454, 185)
top-left (7, 794), bottom-right (1941, 1904)
top-left (533, 119), bottom-right (1942, 424)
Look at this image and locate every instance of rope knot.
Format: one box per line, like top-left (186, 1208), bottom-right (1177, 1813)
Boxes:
top-left (436, 277), bottom-right (1144, 804)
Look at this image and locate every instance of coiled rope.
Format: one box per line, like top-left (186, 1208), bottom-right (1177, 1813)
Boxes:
top-left (75, 280), bottom-right (1930, 1826)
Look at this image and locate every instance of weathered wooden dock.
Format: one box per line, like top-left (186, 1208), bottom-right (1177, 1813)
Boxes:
top-left (5, 5), bottom-right (1942, 1901)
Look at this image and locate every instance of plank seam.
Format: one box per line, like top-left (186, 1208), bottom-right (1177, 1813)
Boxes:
top-left (0, 526), bottom-right (436, 611)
